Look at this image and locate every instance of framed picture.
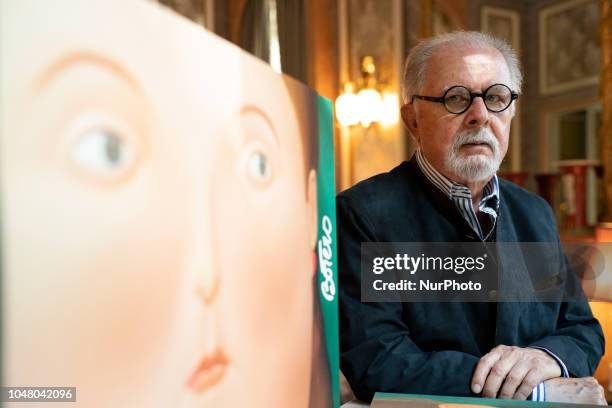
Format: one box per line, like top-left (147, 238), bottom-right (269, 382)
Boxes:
top-left (337, 0), bottom-right (405, 187)
top-left (481, 6), bottom-right (520, 54)
top-left (539, 0), bottom-right (601, 95)
top-left (480, 6), bottom-right (521, 172)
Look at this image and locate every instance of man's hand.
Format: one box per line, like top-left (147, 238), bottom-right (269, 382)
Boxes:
top-left (471, 345), bottom-right (561, 399)
top-left (545, 377), bottom-right (607, 406)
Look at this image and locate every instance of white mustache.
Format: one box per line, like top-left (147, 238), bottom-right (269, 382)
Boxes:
top-left (452, 128), bottom-right (499, 156)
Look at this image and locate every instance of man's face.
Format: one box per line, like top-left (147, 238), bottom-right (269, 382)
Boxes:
top-left (407, 46), bottom-right (515, 184)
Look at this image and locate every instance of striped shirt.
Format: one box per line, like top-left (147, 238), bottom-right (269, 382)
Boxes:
top-left (414, 149), bottom-right (570, 401)
top-left (415, 149), bottom-right (499, 241)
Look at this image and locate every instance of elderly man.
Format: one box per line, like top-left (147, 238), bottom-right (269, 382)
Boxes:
top-left (337, 31), bottom-right (606, 405)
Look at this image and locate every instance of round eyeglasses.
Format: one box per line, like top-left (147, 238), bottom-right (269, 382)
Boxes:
top-left (411, 83), bottom-right (519, 114)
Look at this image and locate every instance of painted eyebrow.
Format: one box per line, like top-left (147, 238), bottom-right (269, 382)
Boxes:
top-left (33, 51), bottom-right (142, 93)
top-left (240, 105), bottom-right (280, 146)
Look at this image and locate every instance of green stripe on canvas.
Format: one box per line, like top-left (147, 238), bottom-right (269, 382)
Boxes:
top-left (317, 95), bottom-right (339, 407)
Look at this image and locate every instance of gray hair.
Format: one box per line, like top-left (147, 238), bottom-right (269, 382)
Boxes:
top-left (401, 31), bottom-right (522, 104)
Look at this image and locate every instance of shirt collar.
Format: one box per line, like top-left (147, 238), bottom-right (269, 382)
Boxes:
top-left (415, 148), bottom-right (499, 209)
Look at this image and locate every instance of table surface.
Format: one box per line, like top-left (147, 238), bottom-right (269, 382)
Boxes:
top-left (370, 392), bottom-right (609, 407)
top-left (341, 389), bottom-right (612, 407)
top-left (341, 402), bottom-right (369, 408)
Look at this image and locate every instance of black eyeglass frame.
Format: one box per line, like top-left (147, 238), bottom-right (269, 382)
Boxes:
top-left (411, 83), bottom-right (519, 114)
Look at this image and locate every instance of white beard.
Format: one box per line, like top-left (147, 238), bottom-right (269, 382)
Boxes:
top-left (445, 127), bottom-right (502, 182)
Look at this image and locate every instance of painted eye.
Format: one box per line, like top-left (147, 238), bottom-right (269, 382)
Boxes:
top-left (247, 150), bottom-right (272, 185)
top-left (72, 128), bottom-right (134, 175)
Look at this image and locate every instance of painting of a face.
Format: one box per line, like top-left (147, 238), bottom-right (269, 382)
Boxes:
top-left (1, 0), bottom-right (329, 406)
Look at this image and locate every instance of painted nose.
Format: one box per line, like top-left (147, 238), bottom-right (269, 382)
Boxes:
top-left (184, 194), bottom-right (223, 357)
top-left (188, 195), bottom-right (220, 306)
top-left (195, 249), bottom-right (219, 305)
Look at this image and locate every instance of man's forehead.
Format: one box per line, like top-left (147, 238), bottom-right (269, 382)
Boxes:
top-left (430, 44), bottom-right (504, 65)
top-left (425, 46), bottom-right (511, 90)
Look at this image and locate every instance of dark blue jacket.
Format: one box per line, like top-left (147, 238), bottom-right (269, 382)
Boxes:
top-left (337, 158), bottom-right (604, 402)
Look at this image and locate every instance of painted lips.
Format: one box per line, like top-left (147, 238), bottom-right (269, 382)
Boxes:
top-left (186, 348), bottom-right (229, 393)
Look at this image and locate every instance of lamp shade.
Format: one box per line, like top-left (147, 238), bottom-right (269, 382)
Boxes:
top-left (335, 91), bottom-right (360, 127)
top-left (380, 92), bottom-right (399, 126)
top-left (356, 88), bottom-right (383, 127)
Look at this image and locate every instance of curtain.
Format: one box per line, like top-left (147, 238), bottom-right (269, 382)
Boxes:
top-left (276, 0), bottom-right (307, 82)
top-left (239, 0), bottom-right (270, 63)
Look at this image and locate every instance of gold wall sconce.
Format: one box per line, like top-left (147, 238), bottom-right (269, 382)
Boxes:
top-left (334, 56), bottom-right (399, 128)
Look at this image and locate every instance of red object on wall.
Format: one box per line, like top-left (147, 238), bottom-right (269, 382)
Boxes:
top-left (595, 223), bottom-right (612, 242)
top-left (557, 160), bottom-right (600, 230)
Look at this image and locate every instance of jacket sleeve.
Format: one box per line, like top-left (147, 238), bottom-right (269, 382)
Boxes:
top-left (338, 195), bottom-right (480, 402)
top-left (527, 228), bottom-right (604, 377)
top-left (528, 298), bottom-right (604, 377)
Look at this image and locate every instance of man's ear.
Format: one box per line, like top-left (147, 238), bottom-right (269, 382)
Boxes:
top-left (400, 103), bottom-right (419, 142)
